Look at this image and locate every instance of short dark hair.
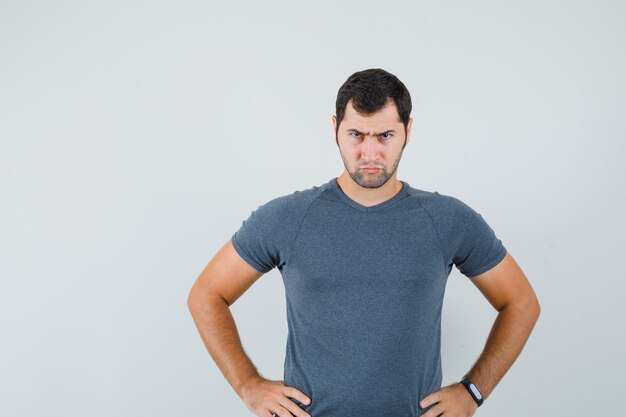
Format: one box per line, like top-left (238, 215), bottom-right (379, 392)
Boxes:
top-left (335, 68), bottom-right (412, 141)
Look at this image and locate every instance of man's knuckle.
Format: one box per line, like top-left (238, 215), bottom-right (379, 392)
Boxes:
top-left (284, 388), bottom-right (309, 405)
top-left (281, 399), bottom-right (307, 417)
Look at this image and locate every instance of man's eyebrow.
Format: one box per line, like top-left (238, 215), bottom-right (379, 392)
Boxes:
top-left (347, 129), bottom-right (397, 135)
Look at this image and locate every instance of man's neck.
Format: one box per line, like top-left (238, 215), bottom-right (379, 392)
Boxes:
top-left (335, 173), bottom-right (403, 208)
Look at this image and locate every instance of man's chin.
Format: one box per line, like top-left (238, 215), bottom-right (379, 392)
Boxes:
top-left (351, 173), bottom-right (389, 189)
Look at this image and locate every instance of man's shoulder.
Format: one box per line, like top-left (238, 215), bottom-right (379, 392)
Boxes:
top-left (405, 185), bottom-right (464, 209)
top-left (263, 180), bottom-right (329, 206)
top-left (248, 180), bottom-right (331, 220)
top-left (404, 185), bottom-right (476, 221)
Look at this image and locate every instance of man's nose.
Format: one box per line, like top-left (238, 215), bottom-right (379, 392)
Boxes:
top-left (361, 136), bottom-right (380, 160)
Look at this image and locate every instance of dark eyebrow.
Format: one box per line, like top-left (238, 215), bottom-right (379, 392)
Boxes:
top-left (347, 129), bottom-right (396, 136)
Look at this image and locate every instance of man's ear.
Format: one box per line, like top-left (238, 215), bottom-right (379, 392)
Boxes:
top-left (332, 115), bottom-right (339, 145)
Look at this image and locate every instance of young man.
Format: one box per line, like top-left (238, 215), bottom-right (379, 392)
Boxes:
top-left (187, 68), bottom-right (540, 417)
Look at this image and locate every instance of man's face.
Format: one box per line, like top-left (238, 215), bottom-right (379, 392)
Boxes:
top-left (332, 99), bottom-right (412, 189)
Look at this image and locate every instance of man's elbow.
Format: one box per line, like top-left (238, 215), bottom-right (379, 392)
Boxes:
top-left (527, 296), bottom-right (541, 325)
top-left (187, 285), bottom-right (230, 312)
top-left (502, 288), bottom-right (540, 323)
top-left (517, 290), bottom-right (541, 324)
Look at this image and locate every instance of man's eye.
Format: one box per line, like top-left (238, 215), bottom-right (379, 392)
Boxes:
top-left (350, 132), bottom-right (361, 138)
top-left (381, 133), bottom-right (393, 139)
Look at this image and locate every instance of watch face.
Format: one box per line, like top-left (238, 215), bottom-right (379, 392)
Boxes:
top-left (469, 383), bottom-right (483, 400)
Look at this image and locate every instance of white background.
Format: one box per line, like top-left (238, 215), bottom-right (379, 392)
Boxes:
top-left (1, 1), bottom-right (624, 416)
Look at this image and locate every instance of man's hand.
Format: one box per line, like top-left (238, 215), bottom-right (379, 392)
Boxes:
top-left (419, 383), bottom-right (478, 417)
top-left (239, 376), bottom-right (312, 417)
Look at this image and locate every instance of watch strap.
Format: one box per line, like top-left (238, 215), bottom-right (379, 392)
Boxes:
top-left (460, 378), bottom-right (484, 407)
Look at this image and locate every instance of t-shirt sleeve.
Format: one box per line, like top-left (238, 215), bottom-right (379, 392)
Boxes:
top-left (231, 196), bottom-right (299, 274)
top-left (431, 194), bottom-right (507, 278)
top-left (450, 197), bottom-right (507, 278)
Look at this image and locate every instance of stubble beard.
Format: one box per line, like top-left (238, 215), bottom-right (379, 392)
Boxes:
top-left (339, 147), bottom-right (404, 189)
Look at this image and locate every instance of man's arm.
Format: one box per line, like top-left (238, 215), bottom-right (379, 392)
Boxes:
top-left (187, 240), bottom-right (265, 393)
top-left (419, 251), bottom-right (540, 416)
top-left (187, 240), bottom-right (312, 417)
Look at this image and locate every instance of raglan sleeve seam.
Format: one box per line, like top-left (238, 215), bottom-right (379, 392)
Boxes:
top-left (283, 196), bottom-right (317, 268)
top-left (415, 195), bottom-right (451, 274)
top-left (452, 198), bottom-right (508, 278)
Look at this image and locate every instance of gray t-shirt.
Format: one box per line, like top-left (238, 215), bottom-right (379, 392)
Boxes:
top-left (231, 177), bottom-right (507, 417)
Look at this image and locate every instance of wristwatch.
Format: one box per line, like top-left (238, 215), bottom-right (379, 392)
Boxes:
top-left (460, 378), bottom-right (484, 407)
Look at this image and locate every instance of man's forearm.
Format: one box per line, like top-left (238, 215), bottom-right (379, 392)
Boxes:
top-left (187, 294), bottom-right (262, 396)
top-left (463, 297), bottom-right (540, 400)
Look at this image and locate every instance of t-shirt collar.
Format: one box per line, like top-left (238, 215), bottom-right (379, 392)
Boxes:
top-left (329, 177), bottom-right (410, 213)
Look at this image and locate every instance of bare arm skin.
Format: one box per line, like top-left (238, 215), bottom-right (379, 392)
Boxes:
top-left (420, 252), bottom-right (541, 417)
top-left (187, 240), bottom-right (312, 417)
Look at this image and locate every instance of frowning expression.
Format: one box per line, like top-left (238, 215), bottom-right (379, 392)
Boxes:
top-left (332, 99), bottom-right (412, 189)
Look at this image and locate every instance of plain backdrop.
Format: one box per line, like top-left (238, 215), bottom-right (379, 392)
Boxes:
top-left (1, 1), bottom-right (624, 416)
